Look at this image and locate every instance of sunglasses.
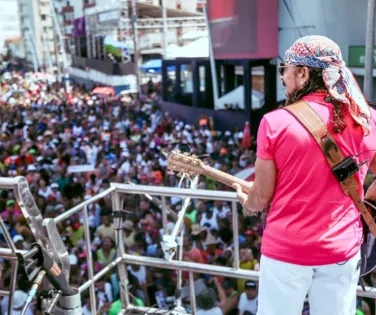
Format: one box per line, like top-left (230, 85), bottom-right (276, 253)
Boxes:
top-left (278, 62), bottom-right (296, 76)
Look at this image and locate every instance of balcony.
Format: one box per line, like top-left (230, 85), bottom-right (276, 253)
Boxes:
top-left (83, 3), bottom-right (95, 10)
top-left (72, 56), bottom-right (137, 76)
top-left (61, 6), bottom-right (74, 13)
top-left (39, 6), bottom-right (50, 16)
top-left (43, 19), bottom-right (53, 28)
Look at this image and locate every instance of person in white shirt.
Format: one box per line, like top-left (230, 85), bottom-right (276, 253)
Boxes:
top-left (200, 206), bottom-right (219, 231)
top-left (237, 280), bottom-right (258, 315)
top-left (37, 178), bottom-right (53, 199)
top-left (196, 288), bottom-right (223, 315)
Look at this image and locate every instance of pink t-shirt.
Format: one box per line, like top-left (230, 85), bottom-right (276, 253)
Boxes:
top-left (257, 92), bottom-right (376, 265)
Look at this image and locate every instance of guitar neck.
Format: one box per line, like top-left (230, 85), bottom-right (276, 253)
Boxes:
top-left (202, 165), bottom-right (250, 193)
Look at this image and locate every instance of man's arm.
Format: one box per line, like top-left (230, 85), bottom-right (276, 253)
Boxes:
top-left (233, 157), bottom-right (277, 213)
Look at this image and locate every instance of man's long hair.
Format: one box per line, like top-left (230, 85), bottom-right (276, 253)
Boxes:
top-left (285, 68), bottom-right (347, 133)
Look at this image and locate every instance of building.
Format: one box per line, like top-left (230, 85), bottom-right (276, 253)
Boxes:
top-left (67, 0), bottom-right (204, 93)
top-left (5, 37), bottom-right (24, 59)
top-left (19, 0), bottom-right (56, 71)
top-left (0, 0), bottom-right (21, 56)
top-left (53, 0), bottom-right (86, 60)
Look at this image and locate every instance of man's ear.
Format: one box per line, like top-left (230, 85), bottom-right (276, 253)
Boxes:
top-left (301, 66), bottom-right (310, 81)
top-left (297, 66), bottom-right (310, 86)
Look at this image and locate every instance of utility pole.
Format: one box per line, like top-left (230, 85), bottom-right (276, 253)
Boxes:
top-left (131, 0), bottom-right (141, 94)
top-left (161, 0), bottom-right (168, 58)
top-left (202, 1), bottom-right (219, 107)
top-left (119, 0), bottom-right (131, 63)
top-left (364, 0), bottom-right (376, 100)
top-left (50, 0), bottom-right (71, 92)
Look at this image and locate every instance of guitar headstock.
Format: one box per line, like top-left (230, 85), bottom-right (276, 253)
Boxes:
top-left (167, 150), bottom-right (206, 177)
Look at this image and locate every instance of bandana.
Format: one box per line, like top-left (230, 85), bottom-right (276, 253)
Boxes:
top-left (284, 35), bottom-right (371, 135)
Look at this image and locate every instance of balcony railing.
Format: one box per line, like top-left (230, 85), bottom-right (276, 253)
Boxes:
top-left (72, 56), bottom-right (137, 76)
top-left (0, 176), bottom-right (375, 314)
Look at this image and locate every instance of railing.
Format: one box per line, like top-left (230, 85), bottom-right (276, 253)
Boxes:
top-left (71, 56), bottom-right (137, 76)
top-left (0, 177), bottom-right (376, 314)
top-left (54, 182), bottom-right (376, 313)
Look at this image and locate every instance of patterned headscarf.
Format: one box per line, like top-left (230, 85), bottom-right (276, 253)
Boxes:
top-left (284, 35), bottom-right (371, 135)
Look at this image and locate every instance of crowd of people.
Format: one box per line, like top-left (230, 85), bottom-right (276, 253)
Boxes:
top-left (0, 69), bottom-right (372, 315)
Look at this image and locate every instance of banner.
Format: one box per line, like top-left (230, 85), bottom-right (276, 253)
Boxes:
top-left (73, 17), bottom-right (86, 38)
top-left (207, 0), bottom-right (278, 60)
top-left (67, 164), bottom-right (96, 173)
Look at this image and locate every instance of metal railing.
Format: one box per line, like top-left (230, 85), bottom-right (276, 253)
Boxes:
top-left (0, 177), bottom-right (376, 314)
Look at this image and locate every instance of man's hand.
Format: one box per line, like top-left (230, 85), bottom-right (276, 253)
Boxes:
top-left (232, 183), bottom-right (248, 207)
top-left (232, 158), bottom-right (276, 214)
top-left (232, 183), bottom-right (258, 215)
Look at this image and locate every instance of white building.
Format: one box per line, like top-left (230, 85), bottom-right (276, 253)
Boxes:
top-left (19, 0), bottom-right (56, 71)
top-left (67, 0), bottom-right (203, 91)
top-left (0, 0), bottom-right (21, 56)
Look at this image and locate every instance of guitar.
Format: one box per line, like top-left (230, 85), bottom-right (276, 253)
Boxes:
top-left (167, 150), bottom-right (376, 277)
top-left (167, 150), bottom-right (250, 193)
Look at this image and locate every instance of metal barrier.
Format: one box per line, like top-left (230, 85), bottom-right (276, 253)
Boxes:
top-left (0, 177), bottom-right (375, 314)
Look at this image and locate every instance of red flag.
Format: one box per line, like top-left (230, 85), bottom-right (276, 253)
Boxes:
top-left (241, 121), bottom-right (251, 149)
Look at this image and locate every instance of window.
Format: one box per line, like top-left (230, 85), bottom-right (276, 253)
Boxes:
top-left (84, 0), bottom-right (96, 5)
top-left (63, 11), bottom-right (74, 21)
top-left (2, 26), bottom-right (13, 32)
top-left (41, 14), bottom-right (46, 21)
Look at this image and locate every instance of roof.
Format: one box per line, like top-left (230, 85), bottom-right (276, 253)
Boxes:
top-left (5, 37), bottom-right (22, 44)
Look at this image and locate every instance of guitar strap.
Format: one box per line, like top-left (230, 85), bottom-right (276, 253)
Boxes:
top-left (285, 100), bottom-right (376, 237)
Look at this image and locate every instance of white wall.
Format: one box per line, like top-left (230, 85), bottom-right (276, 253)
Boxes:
top-left (72, 0), bottom-right (84, 19)
top-left (277, 0), bottom-right (368, 101)
top-left (180, 0), bottom-right (197, 12)
top-left (94, 0), bottom-right (119, 8)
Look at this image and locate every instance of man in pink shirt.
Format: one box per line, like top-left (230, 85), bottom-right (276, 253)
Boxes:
top-left (233, 35), bottom-right (376, 315)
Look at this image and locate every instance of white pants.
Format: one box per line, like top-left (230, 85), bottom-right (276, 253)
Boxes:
top-left (257, 251), bottom-right (361, 315)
